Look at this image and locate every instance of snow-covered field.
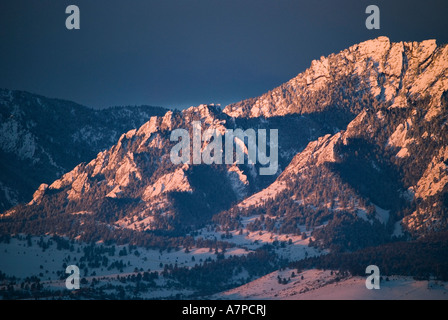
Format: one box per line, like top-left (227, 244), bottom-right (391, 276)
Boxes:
top-left (216, 269), bottom-right (448, 300)
top-left (0, 236), bottom-right (247, 280)
top-left (196, 218), bottom-right (324, 261)
top-left (0, 235), bottom-right (257, 299)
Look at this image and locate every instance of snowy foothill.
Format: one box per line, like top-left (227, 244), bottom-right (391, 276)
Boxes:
top-left (217, 268), bottom-right (448, 300)
top-left (0, 235), bottom-right (251, 280)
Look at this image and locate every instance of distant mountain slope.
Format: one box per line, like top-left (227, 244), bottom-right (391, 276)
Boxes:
top-left (0, 89), bottom-right (168, 211)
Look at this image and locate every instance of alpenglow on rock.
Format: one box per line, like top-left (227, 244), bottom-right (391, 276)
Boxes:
top-left (3, 37), bottom-right (448, 245)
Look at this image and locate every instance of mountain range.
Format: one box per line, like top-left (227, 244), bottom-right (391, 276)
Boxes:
top-left (0, 89), bottom-right (168, 212)
top-left (1, 37), bottom-right (448, 290)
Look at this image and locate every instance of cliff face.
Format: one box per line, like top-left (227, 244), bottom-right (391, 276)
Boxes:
top-left (224, 37), bottom-right (448, 120)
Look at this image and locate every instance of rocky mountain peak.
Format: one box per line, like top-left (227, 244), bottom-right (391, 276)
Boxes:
top-left (224, 37), bottom-right (448, 119)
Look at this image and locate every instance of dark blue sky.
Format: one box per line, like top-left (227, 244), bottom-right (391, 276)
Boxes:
top-left (1, 0), bottom-right (447, 109)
